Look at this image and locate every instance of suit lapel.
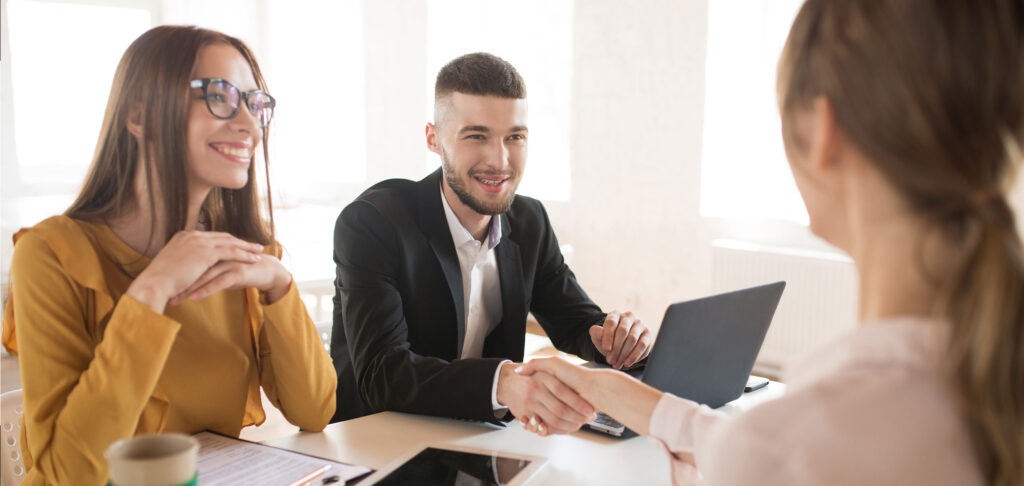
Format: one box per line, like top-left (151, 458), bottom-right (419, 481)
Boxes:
top-left (418, 169), bottom-right (467, 357)
top-left (495, 213), bottom-right (527, 360)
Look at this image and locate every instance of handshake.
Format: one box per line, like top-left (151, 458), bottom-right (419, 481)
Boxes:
top-left (496, 311), bottom-right (653, 435)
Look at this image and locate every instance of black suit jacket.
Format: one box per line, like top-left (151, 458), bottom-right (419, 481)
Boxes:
top-left (331, 169), bottom-right (607, 423)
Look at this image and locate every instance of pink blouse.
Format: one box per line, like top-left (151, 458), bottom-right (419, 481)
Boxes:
top-left (648, 318), bottom-right (984, 485)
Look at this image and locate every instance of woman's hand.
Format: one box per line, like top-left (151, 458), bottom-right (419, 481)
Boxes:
top-left (515, 357), bottom-right (595, 435)
top-left (169, 252), bottom-right (292, 306)
top-left (125, 231), bottom-right (269, 314)
top-left (517, 357), bottom-right (592, 395)
top-left (515, 356), bottom-right (662, 437)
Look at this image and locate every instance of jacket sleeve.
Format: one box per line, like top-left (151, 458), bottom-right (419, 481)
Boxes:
top-left (9, 231), bottom-right (180, 486)
top-left (527, 202), bottom-right (608, 363)
top-left (256, 277), bottom-right (337, 431)
top-left (334, 202), bottom-right (504, 421)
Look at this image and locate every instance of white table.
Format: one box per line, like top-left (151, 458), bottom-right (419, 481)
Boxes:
top-left (262, 382), bottom-right (785, 485)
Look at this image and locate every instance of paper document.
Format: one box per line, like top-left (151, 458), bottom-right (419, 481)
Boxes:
top-left (194, 431), bottom-right (372, 486)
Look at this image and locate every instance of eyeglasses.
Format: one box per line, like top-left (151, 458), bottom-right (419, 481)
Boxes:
top-left (189, 78), bottom-right (276, 128)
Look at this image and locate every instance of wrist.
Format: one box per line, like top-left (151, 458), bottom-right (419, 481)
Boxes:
top-left (126, 278), bottom-right (171, 314)
top-left (496, 361), bottom-right (520, 406)
top-left (583, 369), bottom-right (613, 407)
top-left (261, 268), bottom-right (292, 304)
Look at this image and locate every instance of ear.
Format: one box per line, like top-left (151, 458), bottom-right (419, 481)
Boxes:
top-left (425, 122), bottom-right (442, 156)
top-left (806, 96), bottom-right (844, 173)
top-left (125, 103), bottom-right (144, 140)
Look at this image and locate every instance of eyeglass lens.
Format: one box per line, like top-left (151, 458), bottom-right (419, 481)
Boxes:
top-left (204, 80), bottom-right (274, 127)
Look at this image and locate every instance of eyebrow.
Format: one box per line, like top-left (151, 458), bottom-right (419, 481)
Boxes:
top-left (457, 125), bottom-right (529, 134)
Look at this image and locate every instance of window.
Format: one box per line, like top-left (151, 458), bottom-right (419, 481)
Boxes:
top-left (699, 0), bottom-right (806, 224)
top-left (425, 0), bottom-right (573, 202)
top-left (6, 0), bottom-right (153, 228)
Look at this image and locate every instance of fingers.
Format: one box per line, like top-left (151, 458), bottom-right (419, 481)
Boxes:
top-left (621, 327), bottom-right (653, 368)
top-left (600, 311), bottom-right (620, 354)
top-left (517, 357), bottom-right (584, 390)
top-left (516, 357), bottom-right (563, 377)
top-left (589, 325), bottom-right (603, 349)
top-left (608, 312), bottom-right (642, 369)
top-left (172, 231), bottom-right (264, 265)
top-left (519, 415), bottom-right (547, 436)
top-left (174, 262), bottom-right (234, 301)
top-left (526, 372), bottom-right (595, 434)
top-left (182, 264), bottom-right (248, 301)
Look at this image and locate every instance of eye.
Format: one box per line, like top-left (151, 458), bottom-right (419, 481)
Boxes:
top-left (464, 134), bottom-right (486, 140)
top-left (508, 134), bottom-right (526, 142)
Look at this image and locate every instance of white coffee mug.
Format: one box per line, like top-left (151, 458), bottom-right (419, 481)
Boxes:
top-left (104, 433), bottom-right (199, 486)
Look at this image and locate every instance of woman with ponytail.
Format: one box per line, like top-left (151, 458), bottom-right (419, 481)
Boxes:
top-left (1, 26), bottom-right (336, 485)
top-left (517, 1), bottom-right (1024, 484)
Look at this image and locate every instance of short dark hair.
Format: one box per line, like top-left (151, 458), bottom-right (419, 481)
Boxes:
top-left (434, 53), bottom-right (526, 121)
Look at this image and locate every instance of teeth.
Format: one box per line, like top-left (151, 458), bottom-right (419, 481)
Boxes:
top-left (214, 145), bottom-right (252, 158)
top-left (476, 177), bottom-right (503, 186)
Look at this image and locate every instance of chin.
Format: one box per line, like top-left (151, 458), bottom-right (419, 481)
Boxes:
top-left (209, 172), bottom-right (250, 190)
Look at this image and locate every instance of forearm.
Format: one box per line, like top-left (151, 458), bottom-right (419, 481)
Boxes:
top-left (21, 296), bottom-right (179, 483)
top-left (258, 283), bottom-right (336, 431)
top-left (583, 369), bottom-right (662, 435)
top-left (357, 350), bottom-right (505, 420)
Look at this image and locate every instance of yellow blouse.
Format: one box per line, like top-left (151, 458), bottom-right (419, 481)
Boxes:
top-left (1, 216), bottom-right (337, 486)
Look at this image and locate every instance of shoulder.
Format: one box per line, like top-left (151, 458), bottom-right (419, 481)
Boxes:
top-left (706, 368), bottom-right (982, 485)
top-left (12, 216), bottom-right (93, 264)
top-left (504, 193), bottom-right (551, 232)
top-left (338, 178), bottom-right (419, 225)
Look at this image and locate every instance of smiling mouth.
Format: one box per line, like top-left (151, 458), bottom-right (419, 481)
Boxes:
top-left (476, 178), bottom-right (504, 186)
top-left (473, 174), bottom-right (512, 186)
top-left (211, 145), bottom-right (253, 158)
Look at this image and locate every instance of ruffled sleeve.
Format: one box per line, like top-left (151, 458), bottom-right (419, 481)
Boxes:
top-left (2, 216), bottom-right (178, 485)
top-left (240, 243), bottom-right (336, 432)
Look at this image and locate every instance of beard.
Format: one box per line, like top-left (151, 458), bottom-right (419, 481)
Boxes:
top-left (441, 148), bottom-right (518, 215)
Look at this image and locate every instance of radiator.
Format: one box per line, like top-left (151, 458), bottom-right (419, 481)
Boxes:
top-left (711, 239), bottom-right (859, 377)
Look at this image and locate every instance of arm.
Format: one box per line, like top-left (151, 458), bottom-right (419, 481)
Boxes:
top-left (334, 202), bottom-right (506, 421)
top-left (526, 202), bottom-right (607, 362)
top-left (255, 278), bottom-right (337, 431)
top-left (518, 358), bottom-right (727, 456)
top-left (9, 232), bottom-right (181, 484)
top-left (527, 203), bottom-right (653, 368)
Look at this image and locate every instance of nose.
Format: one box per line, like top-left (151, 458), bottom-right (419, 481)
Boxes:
top-left (230, 101), bottom-right (262, 134)
top-left (486, 137), bottom-right (511, 171)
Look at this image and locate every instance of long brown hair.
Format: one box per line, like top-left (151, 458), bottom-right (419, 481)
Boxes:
top-left (67, 25), bottom-right (274, 247)
top-left (778, 1), bottom-right (1024, 484)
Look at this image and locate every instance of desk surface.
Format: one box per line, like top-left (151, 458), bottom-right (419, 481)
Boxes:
top-left (263, 382), bottom-right (785, 485)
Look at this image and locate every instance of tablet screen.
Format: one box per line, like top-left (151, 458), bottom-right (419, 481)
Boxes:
top-left (374, 447), bottom-right (533, 485)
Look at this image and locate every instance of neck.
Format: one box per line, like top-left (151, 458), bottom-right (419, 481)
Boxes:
top-left (442, 179), bottom-right (491, 242)
top-left (107, 160), bottom-right (210, 257)
top-left (852, 216), bottom-right (937, 322)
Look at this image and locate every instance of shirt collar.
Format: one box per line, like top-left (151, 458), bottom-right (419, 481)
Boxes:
top-left (440, 184), bottom-right (502, 250)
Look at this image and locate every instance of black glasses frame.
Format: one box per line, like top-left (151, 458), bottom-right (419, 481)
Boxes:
top-left (189, 78), bottom-right (276, 128)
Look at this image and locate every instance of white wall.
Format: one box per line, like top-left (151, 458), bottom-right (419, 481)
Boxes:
top-left (546, 0), bottom-right (713, 327)
top-left (346, 0), bottom-right (716, 326)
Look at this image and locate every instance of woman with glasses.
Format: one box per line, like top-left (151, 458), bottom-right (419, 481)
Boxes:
top-left (1, 25), bottom-right (336, 484)
top-left (518, 1), bottom-right (1024, 485)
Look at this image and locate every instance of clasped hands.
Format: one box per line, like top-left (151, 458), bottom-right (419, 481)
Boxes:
top-left (497, 311), bottom-right (652, 436)
top-left (126, 230), bottom-right (293, 314)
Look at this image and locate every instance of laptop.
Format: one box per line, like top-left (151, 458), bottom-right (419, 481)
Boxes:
top-left (586, 281), bottom-right (786, 438)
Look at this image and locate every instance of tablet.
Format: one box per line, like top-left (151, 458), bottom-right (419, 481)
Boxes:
top-left (360, 444), bottom-right (546, 485)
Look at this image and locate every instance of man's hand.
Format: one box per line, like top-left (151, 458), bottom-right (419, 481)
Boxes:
top-left (496, 362), bottom-right (596, 436)
top-left (589, 311), bottom-right (653, 369)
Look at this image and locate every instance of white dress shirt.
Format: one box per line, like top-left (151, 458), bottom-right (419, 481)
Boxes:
top-left (647, 317), bottom-right (983, 485)
top-left (440, 188), bottom-right (509, 411)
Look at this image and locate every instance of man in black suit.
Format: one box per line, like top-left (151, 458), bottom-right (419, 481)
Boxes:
top-left (331, 53), bottom-right (653, 431)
